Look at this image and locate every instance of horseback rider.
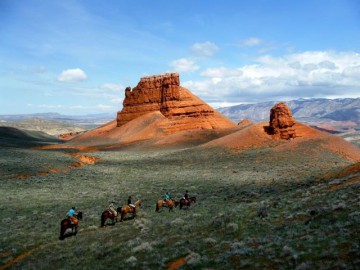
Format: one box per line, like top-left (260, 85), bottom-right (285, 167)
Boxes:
top-left (184, 190), bottom-right (190, 201)
top-left (109, 201), bottom-right (117, 217)
top-left (128, 196), bottom-right (136, 214)
top-left (66, 206), bottom-right (78, 225)
top-left (164, 192), bottom-right (171, 203)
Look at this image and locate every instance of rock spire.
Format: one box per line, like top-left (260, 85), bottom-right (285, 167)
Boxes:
top-left (268, 102), bottom-right (296, 140)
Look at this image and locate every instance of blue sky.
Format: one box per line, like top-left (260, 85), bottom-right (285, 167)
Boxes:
top-left (1, 0), bottom-right (359, 115)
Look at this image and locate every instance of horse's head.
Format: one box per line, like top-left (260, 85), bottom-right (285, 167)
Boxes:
top-left (174, 200), bottom-right (179, 207)
top-left (190, 197), bottom-right (196, 203)
top-left (116, 207), bottom-right (122, 212)
top-left (135, 199), bottom-right (142, 207)
top-left (76, 212), bottom-right (83, 220)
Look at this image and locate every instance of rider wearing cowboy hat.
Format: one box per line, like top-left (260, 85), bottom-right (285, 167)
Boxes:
top-left (128, 196), bottom-right (136, 214)
top-left (184, 190), bottom-right (190, 201)
top-left (109, 201), bottom-right (117, 217)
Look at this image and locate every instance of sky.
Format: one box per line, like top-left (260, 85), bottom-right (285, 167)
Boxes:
top-left (0, 0), bottom-right (359, 115)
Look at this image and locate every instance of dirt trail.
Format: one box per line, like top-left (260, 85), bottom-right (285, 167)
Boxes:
top-left (14, 152), bottom-right (99, 179)
top-left (0, 243), bottom-right (50, 270)
top-left (167, 256), bottom-right (187, 270)
top-left (0, 224), bottom-right (100, 269)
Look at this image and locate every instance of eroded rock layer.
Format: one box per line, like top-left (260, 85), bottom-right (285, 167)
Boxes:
top-left (268, 102), bottom-right (297, 140)
top-left (116, 73), bottom-right (235, 133)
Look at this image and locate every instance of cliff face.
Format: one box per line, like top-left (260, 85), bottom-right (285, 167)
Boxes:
top-left (116, 73), bottom-right (235, 133)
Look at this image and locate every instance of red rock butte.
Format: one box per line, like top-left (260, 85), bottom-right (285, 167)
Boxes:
top-left (268, 102), bottom-right (297, 140)
top-left (116, 73), bottom-right (235, 133)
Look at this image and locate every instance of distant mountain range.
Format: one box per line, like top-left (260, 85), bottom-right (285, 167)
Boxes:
top-left (217, 98), bottom-right (360, 129)
top-left (0, 112), bottom-right (116, 130)
top-left (0, 98), bottom-right (359, 137)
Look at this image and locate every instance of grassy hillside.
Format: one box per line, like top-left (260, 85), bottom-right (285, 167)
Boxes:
top-left (0, 142), bottom-right (359, 269)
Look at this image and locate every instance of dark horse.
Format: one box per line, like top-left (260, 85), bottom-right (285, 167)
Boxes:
top-left (101, 207), bottom-right (122, 227)
top-left (155, 199), bottom-right (179, 212)
top-left (179, 197), bottom-right (196, 209)
top-left (59, 212), bottom-right (83, 240)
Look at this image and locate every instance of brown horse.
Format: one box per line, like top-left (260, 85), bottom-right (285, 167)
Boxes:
top-left (101, 207), bottom-right (122, 227)
top-left (155, 199), bottom-right (179, 212)
top-left (179, 197), bottom-right (196, 209)
top-left (59, 212), bottom-right (83, 240)
top-left (120, 199), bottom-right (142, 222)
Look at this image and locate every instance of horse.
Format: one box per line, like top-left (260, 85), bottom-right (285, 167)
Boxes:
top-left (120, 199), bottom-right (142, 222)
top-left (155, 199), bottom-right (179, 212)
top-left (59, 212), bottom-right (83, 240)
top-left (179, 197), bottom-right (196, 209)
top-left (101, 207), bottom-right (122, 227)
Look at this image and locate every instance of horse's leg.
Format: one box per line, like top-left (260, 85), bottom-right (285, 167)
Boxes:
top-left (101, 214), bottom-right (105, 227)
top-left (59, 223), bottom-right (65, 240)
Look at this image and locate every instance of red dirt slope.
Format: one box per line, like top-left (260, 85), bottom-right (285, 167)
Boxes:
top-left (202, 121), bottom-right (360, 162)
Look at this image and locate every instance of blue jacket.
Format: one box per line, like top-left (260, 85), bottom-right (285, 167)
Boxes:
top-left (67, 208), bottom-right (75, 217)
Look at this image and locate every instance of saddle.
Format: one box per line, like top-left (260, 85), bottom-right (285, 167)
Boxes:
top-left (183, 197), bottom-right (190, 203)
top-left (68, 216), bottom-right (78, 225)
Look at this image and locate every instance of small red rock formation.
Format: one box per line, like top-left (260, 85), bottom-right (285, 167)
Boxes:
top-left (58, 131), bottom-right (83, 140)
top-left (116, 73), bottom-right (235, 133)
top-left (268, 102), bottom-right (296, 140)
top-left (237, 119), bottom-right (253, 126)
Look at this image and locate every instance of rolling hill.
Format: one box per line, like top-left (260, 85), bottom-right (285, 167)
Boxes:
top-left (0, 126), bottom-right (63, 148)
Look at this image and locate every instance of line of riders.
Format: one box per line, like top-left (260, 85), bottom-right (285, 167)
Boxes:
top-left (65, 190), bottom-right (193, 226)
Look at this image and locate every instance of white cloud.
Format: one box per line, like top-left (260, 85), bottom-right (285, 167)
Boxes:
top-left (191, 41), bottom-right (219, 57)
top-left (27, 103), bottom-right (115, 112)
top-left (170, 58), bottom-right (199, 72)
top-left (185, 51), bottom-right (360, 103)
top-left (57, 68), bottom-right (87, 82)
top-left (201, 67), bottom-right (243, 78)
top-left (100, 83), bottom-right (124, 92)
top-left (95, 104), bottom-right (116, 111)
top-left (240, 37), bottom-right (262, 47)
top-left (27, 104), bottom-right (64, 109)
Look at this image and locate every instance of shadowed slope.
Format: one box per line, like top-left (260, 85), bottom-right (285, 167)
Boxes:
top-left (0, 126), bottom-right (63, 148)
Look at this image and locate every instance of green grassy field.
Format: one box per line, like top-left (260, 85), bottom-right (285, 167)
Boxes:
top-left (0, 141), bottom-right (359, 269)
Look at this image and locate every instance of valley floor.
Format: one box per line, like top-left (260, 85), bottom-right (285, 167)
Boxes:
top-left (0, 145), bottom-right (359, 269)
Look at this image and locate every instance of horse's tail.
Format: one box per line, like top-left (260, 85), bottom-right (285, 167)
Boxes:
top-left (156, 202), bottom-right (160, 212)
top-left (59, 219), bottom-right (66, 240)
top-left (100, 212), bottom-right (106, 227)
